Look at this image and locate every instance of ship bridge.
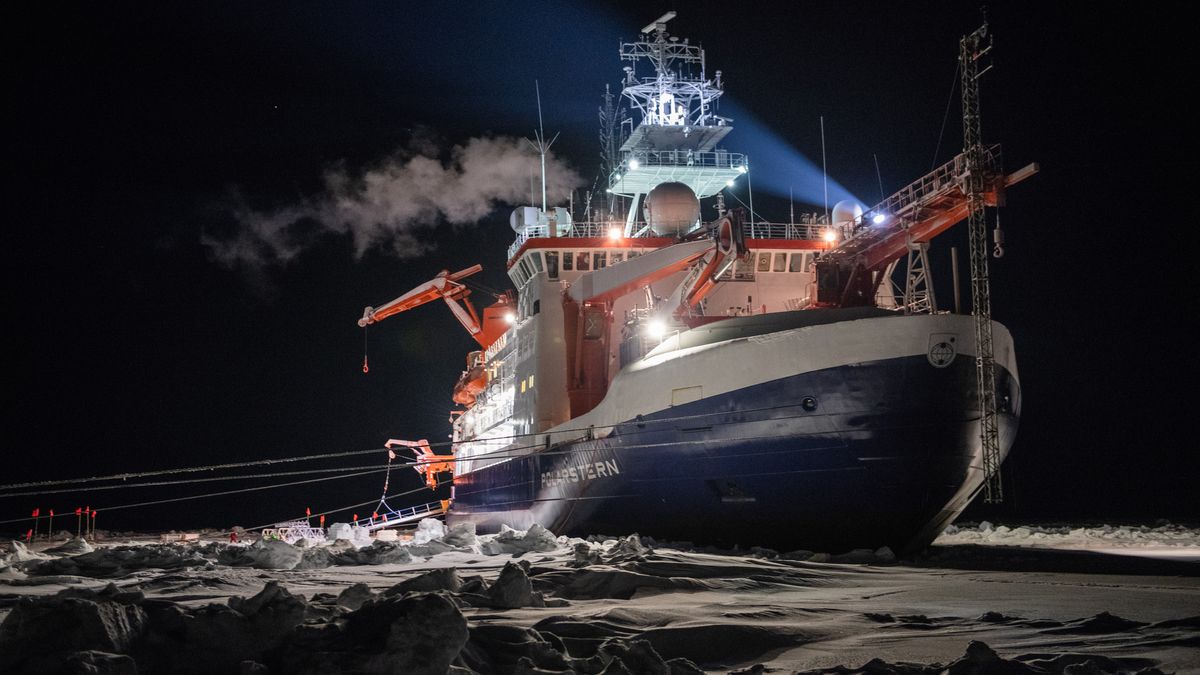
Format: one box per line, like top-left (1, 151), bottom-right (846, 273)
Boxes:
top-left (606, 12), bottom-right (745, 232)
top-left (609, 149), bottom-right (746, 198)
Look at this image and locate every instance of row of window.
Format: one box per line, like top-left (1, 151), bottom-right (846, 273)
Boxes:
top-left (510, 249), bottom-right (816, 287)
top-left (511, 249), bottom-right (648, 286)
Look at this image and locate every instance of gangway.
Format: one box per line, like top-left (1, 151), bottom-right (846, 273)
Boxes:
top-left (260, 520), bottom-right (327, 543)
top-left (360, 500), bottom-right (449, 532)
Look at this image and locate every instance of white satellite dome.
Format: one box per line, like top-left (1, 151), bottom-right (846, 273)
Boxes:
top-left (831, 200), bottom-right (864, 228)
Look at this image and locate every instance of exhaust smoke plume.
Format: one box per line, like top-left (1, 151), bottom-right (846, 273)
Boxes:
top-left (204, 135), bottom-right (582, 267)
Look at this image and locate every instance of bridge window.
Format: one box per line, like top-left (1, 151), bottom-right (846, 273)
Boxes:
top-left (773, 253), bottom-right (787, 272)
top-left (530, 252), bottom-right (544, 273)
top-left (575, 252), bottom-right (590, 271)
top-left (789, 253), bottom-right (805, 272)
top-left (611, 251), bottom-right (624, 264)
top-left (545, 251), bottom-right (559, 279)
top-left (593, 251), bottom-right (606, 269)
top-left (562, 251), bottom-right (573, 271)
top-left (756, 252), bottom-right (771, 272)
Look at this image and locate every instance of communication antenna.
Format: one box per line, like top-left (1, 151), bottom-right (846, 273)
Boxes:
top-left (820, 116), bottom-right (829, 223)
top-left (873, 153), bottom-right (886, 202)
top-left (525, 81), bottom-right (560, 213)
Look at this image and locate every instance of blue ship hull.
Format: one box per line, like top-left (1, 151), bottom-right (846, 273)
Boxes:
top-left (450, 350), bottom-right (1020, 553)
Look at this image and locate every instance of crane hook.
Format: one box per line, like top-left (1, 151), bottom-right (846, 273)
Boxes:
top-left (992, 211), bottom-right (1005, 258)
top-left (362, 326), bottom-right (370, 373)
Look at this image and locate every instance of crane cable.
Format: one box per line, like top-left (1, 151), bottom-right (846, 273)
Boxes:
top-left (930, 60), bottom-right (963, 172)
top-left (0, 468), bottom-right (385, 526)
top-left (0, 399), bottom-right (846, 495)
top-left (362, 324), bottom-right (369, 374)
top-left (0, 463), bottom-right (396, 498)
top-left (0, 404), bottom-right (949, 529)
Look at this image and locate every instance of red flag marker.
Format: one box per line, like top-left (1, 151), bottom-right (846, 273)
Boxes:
top-left (32, 508), bottom-right (39, 518)
top-left (75, 507), bottom-right (82, 516)
top-left (319, 514), bottom-right (326, 527)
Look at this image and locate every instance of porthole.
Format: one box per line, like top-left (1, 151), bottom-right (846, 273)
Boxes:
top-left (801, 396), bottom-right (818, 412)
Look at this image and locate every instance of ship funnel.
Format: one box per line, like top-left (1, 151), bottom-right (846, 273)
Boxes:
top-left (644, 182), bottom-right (700, 236)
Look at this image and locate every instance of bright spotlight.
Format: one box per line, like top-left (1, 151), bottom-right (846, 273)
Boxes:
top-left (605, 188), bottom-right (613, 193)
top-left (646, 318), bottom-right (668, 339)
top-left (614, 173), bottom-right (622, 181)
top-left (822, 229), bottom-right (838, 243)
top-left (504, 311), bottom-right (517, 325)
top-left (628, 158), bottom-right (640, 170)
top-left (872, 213), bottom-right (887, 225)
top-left (607, 226), bottom-right (622, 241)
top-left (737, 165), bottom-right (747, 174)
top-left (725, 179), bottom-right (735, 187)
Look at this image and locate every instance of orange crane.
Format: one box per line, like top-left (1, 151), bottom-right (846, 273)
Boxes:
top-left (814, 149), bottom-right (1037, 308)
top-left (357, 265), bottom-right (512, 349)
top-left (385, 439), bottom-right (455, 491)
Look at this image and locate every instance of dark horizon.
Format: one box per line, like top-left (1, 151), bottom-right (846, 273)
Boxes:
top-left (6, 2), bottom-right (1194, 537)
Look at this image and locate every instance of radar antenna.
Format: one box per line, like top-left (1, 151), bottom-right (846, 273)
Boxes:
top-left (960, 21), bottom-right (1004, 503)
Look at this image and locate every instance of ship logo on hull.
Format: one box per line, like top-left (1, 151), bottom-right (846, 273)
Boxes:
top-left (542, 459), bottom-right (621, 488)
top-left (928, 333), bottom-right (958, 368)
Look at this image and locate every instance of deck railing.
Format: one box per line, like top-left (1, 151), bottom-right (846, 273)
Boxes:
top-left (507, 145), bottom-right (1001, 260)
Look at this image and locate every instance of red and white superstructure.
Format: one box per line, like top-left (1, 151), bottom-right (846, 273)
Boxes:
top-left (360, 14), bottom-right (1035, 551)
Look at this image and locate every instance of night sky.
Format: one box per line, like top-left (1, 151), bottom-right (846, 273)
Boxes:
top-left (6, 2), bottom-right (1193, 535)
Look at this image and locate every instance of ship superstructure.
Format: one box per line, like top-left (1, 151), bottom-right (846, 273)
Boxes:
top-left (360, 14), bottom-right (1036, 551)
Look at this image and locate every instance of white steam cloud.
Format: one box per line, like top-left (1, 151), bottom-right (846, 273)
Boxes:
top-left (204, 135), bottom-right (582, 267)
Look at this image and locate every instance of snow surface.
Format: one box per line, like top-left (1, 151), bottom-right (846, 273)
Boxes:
top-left (937, 521), bottom-right (1200, 561)
top-left (1, 520), bottom-right (1197, 674)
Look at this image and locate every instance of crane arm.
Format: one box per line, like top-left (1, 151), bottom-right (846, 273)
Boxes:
top-left (673, 211), bottom-right (746, 317)
top-left (358, 265), bottom-right (489, 344)
top-left (385, 439), bottom-right (454, 490)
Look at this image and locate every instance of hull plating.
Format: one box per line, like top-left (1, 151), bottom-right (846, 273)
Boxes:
top-left (450, 350), bottom-right (1020, 552)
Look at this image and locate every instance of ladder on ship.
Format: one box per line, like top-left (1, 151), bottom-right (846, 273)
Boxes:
top-left (360, 500), bottom-right (449, 532)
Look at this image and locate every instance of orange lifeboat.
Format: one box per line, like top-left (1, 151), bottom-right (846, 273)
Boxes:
top-left (452, 351), bottom-right (489, 406)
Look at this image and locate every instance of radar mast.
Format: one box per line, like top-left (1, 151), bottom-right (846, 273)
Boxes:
top-left (608, 12), bottom-right (747, 236)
